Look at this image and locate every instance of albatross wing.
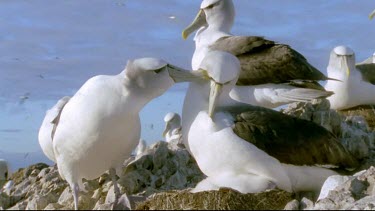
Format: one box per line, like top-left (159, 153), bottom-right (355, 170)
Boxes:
top-left (356, 63), bottom-right (375, 85)
top-left (228, 106), bottom-right (358, 170)
top-left (210, 36), bottom-right (330, 85)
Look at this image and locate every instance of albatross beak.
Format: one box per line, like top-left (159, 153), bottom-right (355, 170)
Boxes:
top-left (167, 65), bottom-right (209, 83)
top-left (341, 56), bottom-right (350, 77)
top-left (208, 81), bottom-right (223, 118)
top-left (182, 9), bottom-right (207, 40)
top-left (370, 9), bottom-right (375, 20)
top-left (166, 64), bottom-right (204, 83)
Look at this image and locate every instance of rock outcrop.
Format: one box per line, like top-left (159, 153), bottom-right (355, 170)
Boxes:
top-left (0, 140), bottom-right (204, 210)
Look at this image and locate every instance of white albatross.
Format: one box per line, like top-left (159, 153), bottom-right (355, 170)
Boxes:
top-left (162, 112), bottom-right (182, 143)
top-left (51, 58), bottom-right (197, 210)
top-left (188, 51), bottom-right (358, 194)
top-left (181, 0), bottom-right (334, 152)
top-left (325, 46), bottom-right (375, 110)
top-left (38, 96), bottom-right (71, 162)
top-left (182, 0), bottom-right (333, 98)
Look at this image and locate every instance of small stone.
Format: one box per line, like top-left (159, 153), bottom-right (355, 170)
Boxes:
top-left (300, 197), bottom-right (314, 210)
top-left (25, 195), bottom-right (49, 210)
top-left (43, 203), bottom-right (64, 210)
top-left (284, 199), bottom-right (299, 210)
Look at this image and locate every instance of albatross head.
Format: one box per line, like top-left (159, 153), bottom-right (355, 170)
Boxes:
top-left (182, 0), bottom-right (235, 40)
top-left (328, 46), bottom-right (355, 78)
top-left (197, 50), bottom-right (240, 118)
top-left (124, 58), bottom-right (202, 98)
top-left (162, 112), bottom-right (181, 138)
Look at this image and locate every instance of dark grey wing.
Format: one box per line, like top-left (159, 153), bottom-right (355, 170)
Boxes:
top-left (356, 64), bottom-right (375, 85)
top-left (210, 36), bottom-right (329, 85)
top-left (226, 106), bottom-right (358, 169)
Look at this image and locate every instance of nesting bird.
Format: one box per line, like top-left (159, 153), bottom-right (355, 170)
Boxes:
top-left (182, 0), bottom-right (332, 99)
top-left (181, 0), bottom-right (334, 152)
top-left (162, 112), bottom-right (182, 143)
top-left (187, 50), bottom-right (358, 194)
top-left (48, 58), bottom-right (197, 210)
top-left (325, 46), bottom-right (375, 110)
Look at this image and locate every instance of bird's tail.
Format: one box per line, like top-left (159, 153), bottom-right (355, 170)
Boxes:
top-left (282, 164), bottom-right (338, 194)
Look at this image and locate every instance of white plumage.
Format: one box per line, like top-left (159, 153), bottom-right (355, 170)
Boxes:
top-left (181, 0), bottom-right (332, 152)
top-left (162, 112), bottom-right (182, 143)
top-left (38, 96), bottom-right (71, 162)
top-left (50, 58), bottom-right (195, 209)
top-left (189, 111), bottom-right (292, 193)
top-left (325, 46), bottom-right (375, 110)
top-left (188, 51), bottom-right (340, 194)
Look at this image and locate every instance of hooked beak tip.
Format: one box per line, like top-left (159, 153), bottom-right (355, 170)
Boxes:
top-left (182, 31), bottom-right (188, 40)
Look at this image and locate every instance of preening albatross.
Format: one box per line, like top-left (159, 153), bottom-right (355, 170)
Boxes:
top-left (181, 0), bottom-right (333, 152)
top-left (325, 46), bottom-right (375, 110)
top-left (51, 58), bottom-right (197, 210)
top-left (188, 51), bottom-right (358, 194)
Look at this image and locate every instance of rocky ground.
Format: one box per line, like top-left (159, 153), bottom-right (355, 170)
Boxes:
top-left (1, 100), bottom-right (375, 210)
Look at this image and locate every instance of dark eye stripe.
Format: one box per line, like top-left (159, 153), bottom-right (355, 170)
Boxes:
top-left (154, 68), bottom-right (164, 74)
top-left (205, 1), bottom-right (220, 9)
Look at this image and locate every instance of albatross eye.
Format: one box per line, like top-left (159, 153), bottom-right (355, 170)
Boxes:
top-left (154, 68), bottom-right (164, 74)
top-left (205, 1), bottom-right (220, 10)
top-left (206, 4), bottom-right (214, 9)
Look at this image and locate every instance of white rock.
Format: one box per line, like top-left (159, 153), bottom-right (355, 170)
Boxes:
top-left (317, 175), bottom-right (351, 201)
top-left (25, 195), bottom-right (49, 210)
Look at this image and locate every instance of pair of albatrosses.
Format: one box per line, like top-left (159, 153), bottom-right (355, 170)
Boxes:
top-left (181, 0), bottom-right (337, 153)
top-left (38, 59), bottom-right (201, 210)
top-left (181, 0), bottom-right (359, 194)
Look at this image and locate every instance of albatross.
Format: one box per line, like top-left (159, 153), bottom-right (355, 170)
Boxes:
top-left (181, 0), bottom-right (334, 151)
top-left (182, 0), bottom-right (333, 103)
top-left (38, 96), bottom-right (71, 163)
top-left (188, 50), bottom-right (358, 194)
top-left (162, 112), bottom-right (182, 143)
top-left (51, 58), bottom-right (197, 210)
top-left (325, 46), bottom-right (375, 110)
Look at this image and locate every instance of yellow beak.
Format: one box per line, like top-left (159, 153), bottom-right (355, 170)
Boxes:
top-left (182, 9), bottom-right (207, 40)
top-left (208, 81), bottom-right (223, 118)
top-left (341, 56), bottom-right (350, 77)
